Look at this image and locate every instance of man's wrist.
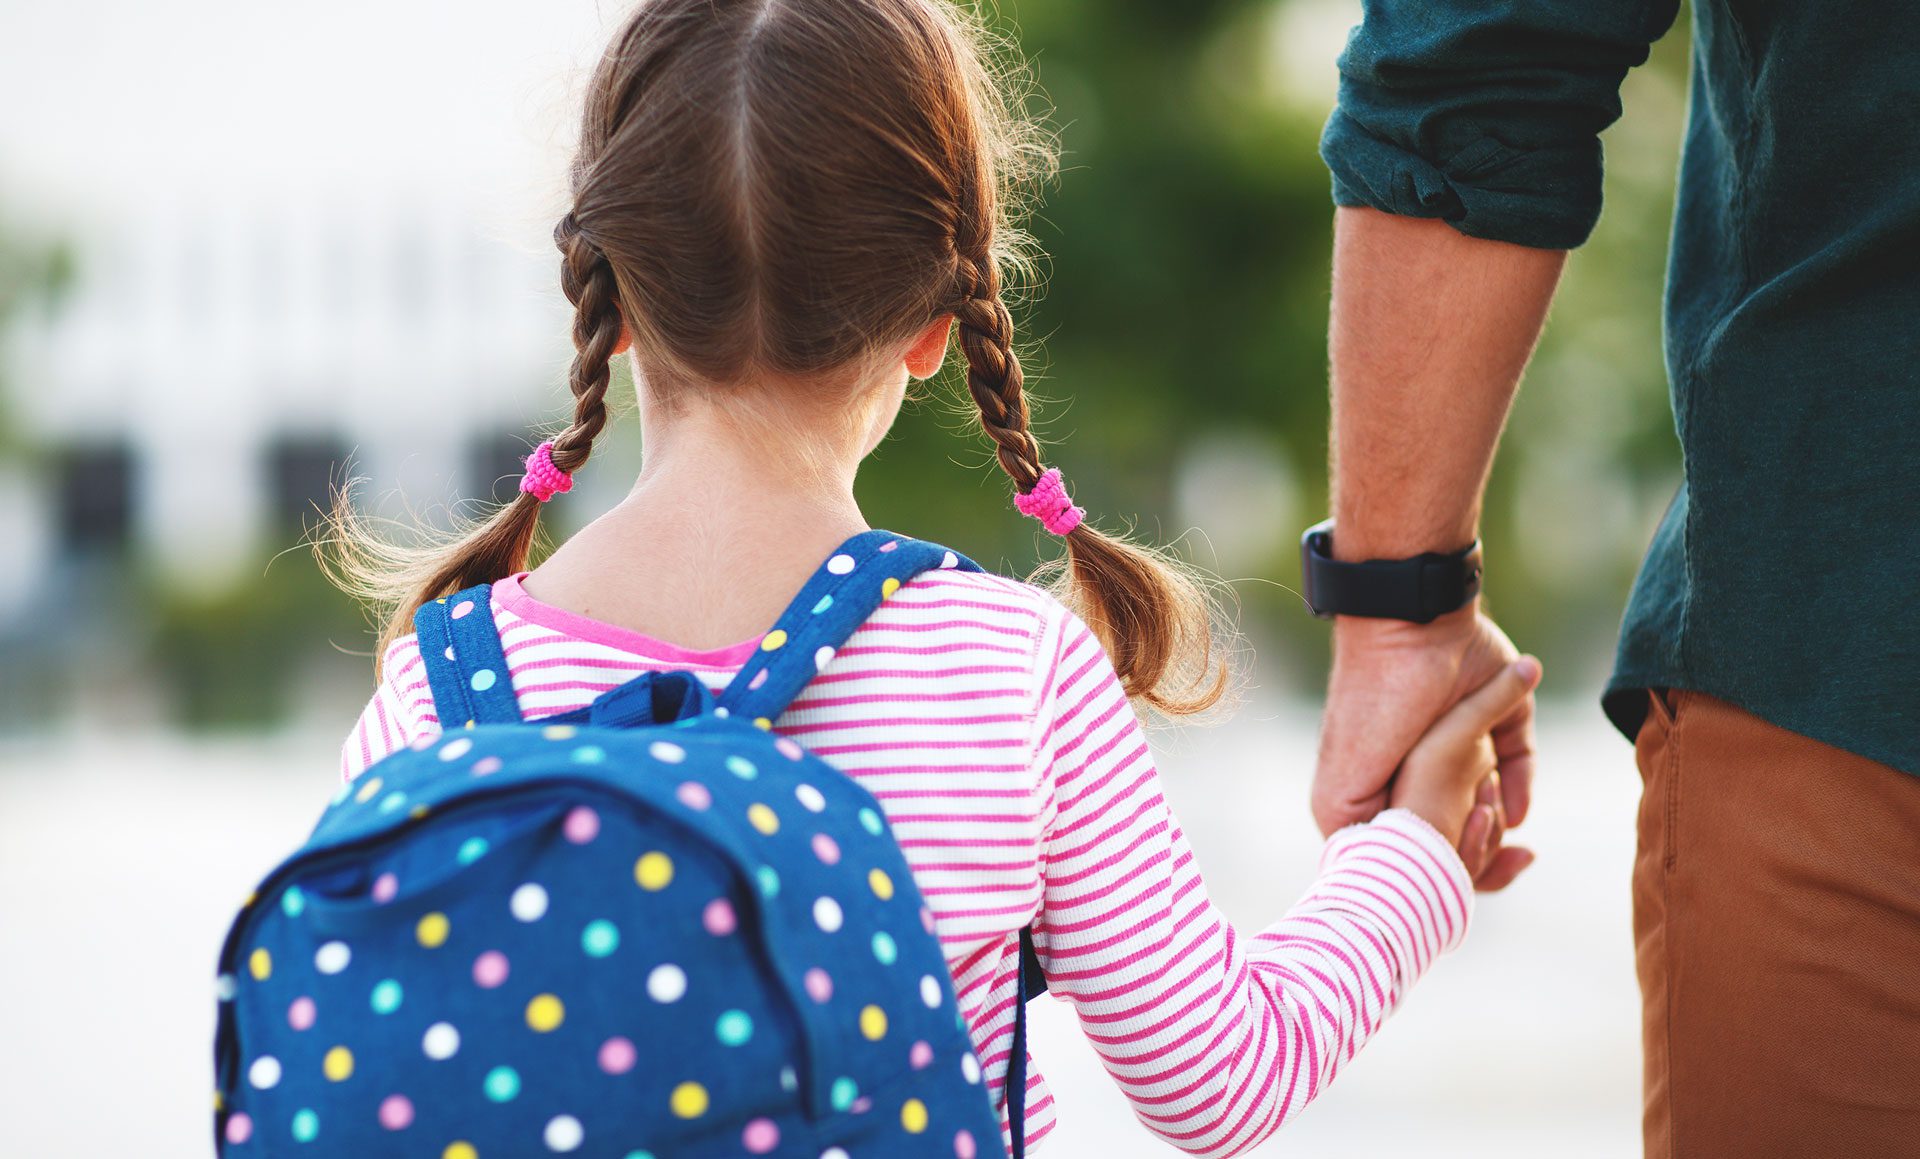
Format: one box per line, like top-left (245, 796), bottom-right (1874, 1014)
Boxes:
top-left (1333, 601), bottom-right (1481, 648)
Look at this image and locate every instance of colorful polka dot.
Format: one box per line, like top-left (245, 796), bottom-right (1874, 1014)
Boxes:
top-left (224, 1113), bottom-right (253, 1144)
top-left (416, 913), bottom-right (450, 948)
top-left (472, 951), bottom-right (510, 989)
top-left (356, 777), bottom-right (384, 803)
top-left (443, 1144), bottom-right (477, 1159)
top-left (742, 1119), bottom-right (779, 1154)
top-left (827, 553), bottom-right (856, 575)
top-left (423, 1022), bottom-right (459, 1060)
top-left (901, 1098), bottom-right (928, 1133)
top-left (715, 1009), bottom-right (754, 1046)
top-left (754, 716), bottom-right (773, 730)
top-left (830, 1077), bottom-right (858, 1111)
top-left (544, 1114), bottom-right (583, 1152)
top-left (756, 865), bottom-right (781, 897)
top-left (647, 964), bottom-right (687, 1003)
top-left (921, 906), bottom-right (938, 934)
top-left (860, 1005), bottom-right (888, 1040)
top-left (249, 947), bottom-right (273, 981)
top-left (511, 883), bottom-right (549, 922)
top-left (941, 550), bottom-right (959, 569)
top-left (961, 1053), bottom-right (981, 1084)
top-left (812, 595), bottom-right (834, 614)
top-left (450, 599), bottom-right (475, 620)
top-left (543, 725), bottom-right (577, 740)
top-left (882, 577), bottom-right (901, 599)
top-left (670, 1081), bottom-right (709, 1119)
top-left (457, 836), bottom-right (490, 865)
top-left (725, 756), bottom-right (758, 780)
top-left (215, 973), bottom-right (237, 1001)
top-left (859, 807), bottom-right (885, 835)
top-left (650, 741), bottom-right (687, 763)
top-left (760, 629), bottom-right (789, 652)
top-left (748, 669), bottom-right (770, 691)
top-left (370, 979), bottom-right (403, 1014)
top-left (775, 737), bottom-right (804, 761)
top-left (563, 806), bottom-right (599, 843)
top-left (280, 886), bottom-right (307, 917)
top-left (471, 755), bottom-right (504, 777)
top-left (780, 1067), bottom-right (798, 1093)
top-left (410, 803), bottom-right (431, 820)
top-left (378, 790), bottom-right (409, 815)
top-left (869, 868), bottom-right (895, 900)
top-left (598, 1036), bottom-right (637, 1075)
top-left (315, 941), bottom-right (351, 975)
top-left (635, 852), bottom-right (674, 891)
top-left (249, 1055), bottom-right (282, 1089)
top-left (813, 896), bottom-right (844, 933)
top-left (378, 1094), bottom-right (413, 1131)
top-left (371, 873), bottom-right (399, 903)
top-left (747, 804), bottom-right (780, 835)
top-left (288, 996), bottom-right (316, 1031)
top-left (439, 738), bottom-right (473, 761)
top-left (323, 1046), bottom-right (354, 1082)
top-left (483, 1066), bottom-right (520, 1102)
top-left (910, 1040), bottom-right (934, 1069)
top-left (291, 1108), bottom-right (319, 1143)
top-left (814, 646), bottom-right (835, 672)
top-left (804, 968), bottom-right (834, 1003)
top-left (525, 993), bottom-right (565, 1032)
top-left (675, 781), bottom-right (712, 811)
top-left (795, 783), bottom-right (826, 812)
top-left (572, 745), bottom-right (607, 765)
top-left (954, 1128), bottom-right (978, 1158)
top-left (811, 833), bottom-right (841, 864)
top-left (581, 919), bottom-right (620, 957)
top-left (469, 669), bottom-right (498, 692)
top-left (702, 898), bottom-right (737, 935)
top-left (822, 1150), bottom-right (850, 1159)
top-left (872, 931), bottom-right (898, 965)
top-left (920, 974), bottom-right (943, 1008)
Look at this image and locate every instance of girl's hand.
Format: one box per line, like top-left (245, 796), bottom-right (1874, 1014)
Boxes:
top-left (1388, 657), bottom-right (1542, 858)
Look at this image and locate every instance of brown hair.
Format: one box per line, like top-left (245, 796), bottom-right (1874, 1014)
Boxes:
top-left (326, 0), bottom-right (1225, 715)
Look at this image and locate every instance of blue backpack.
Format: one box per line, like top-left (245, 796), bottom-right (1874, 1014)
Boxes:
top-left (212, 531), bottom-right (1041, 1158)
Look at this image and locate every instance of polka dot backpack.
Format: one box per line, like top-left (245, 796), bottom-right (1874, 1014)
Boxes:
top-left (212, 531), bottom-right (1038, 1159)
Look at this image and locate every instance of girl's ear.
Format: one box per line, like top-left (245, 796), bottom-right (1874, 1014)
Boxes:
top-left (904, 316), bottom-right (954, 379)
top-left (613, 327), bottom-right (632, 356)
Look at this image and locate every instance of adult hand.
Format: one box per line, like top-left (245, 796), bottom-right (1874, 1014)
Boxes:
top-left (1314, 605), bottom-right (1538, 890)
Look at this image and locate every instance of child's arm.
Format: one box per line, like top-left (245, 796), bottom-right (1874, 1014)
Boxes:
top-left (1031, 610), bottom-right (1532, 1156)
top-left (339, 636), bottom-right (435, 781)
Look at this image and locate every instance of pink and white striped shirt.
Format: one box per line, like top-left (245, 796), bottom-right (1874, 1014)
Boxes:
top-left (343, 567), bottom-right (1471, 1156)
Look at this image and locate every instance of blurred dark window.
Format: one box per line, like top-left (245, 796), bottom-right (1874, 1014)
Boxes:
top-left (55, 442), bottom-right (135, 555)
top-left (469, 432), bottom-right (529, 506)
top-left (267, 435), bottom-right (350, 529)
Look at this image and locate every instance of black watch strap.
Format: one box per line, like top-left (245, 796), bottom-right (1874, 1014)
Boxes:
top-left (1300, 519), bottom-right (1482, 624)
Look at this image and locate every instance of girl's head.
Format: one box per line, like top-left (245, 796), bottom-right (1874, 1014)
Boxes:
top-left (333, 0), bottom-right (1226, 715)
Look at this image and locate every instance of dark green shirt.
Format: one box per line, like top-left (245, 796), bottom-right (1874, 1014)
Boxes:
top-left (1320, 2), bottom-right (1920, 774)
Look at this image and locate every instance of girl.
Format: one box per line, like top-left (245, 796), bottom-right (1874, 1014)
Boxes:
top-left (333, 1), bottom-right (1535, 1154)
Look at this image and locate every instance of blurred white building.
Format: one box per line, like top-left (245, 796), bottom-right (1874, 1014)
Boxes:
top-left (3, 192), bottom-right (570, 597)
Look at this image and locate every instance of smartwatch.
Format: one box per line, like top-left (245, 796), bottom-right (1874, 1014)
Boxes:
top-left (1299, 519), bottom-right (1482, 624)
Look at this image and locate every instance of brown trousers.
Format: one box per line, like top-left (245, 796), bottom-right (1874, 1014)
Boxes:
top-left (1634, 690), bottom-right (1920, 1158)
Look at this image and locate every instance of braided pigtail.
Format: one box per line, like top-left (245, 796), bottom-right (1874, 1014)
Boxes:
top-left (320, 214), bottom-right (626, 669)
top-left (953, 256), bottom-right (1227, 717)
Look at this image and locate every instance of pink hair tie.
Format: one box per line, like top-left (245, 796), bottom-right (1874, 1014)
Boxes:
top-left (519, 440), bottom-right (574, 503)
top-left (1014, 467), bottom-right (1085, 536)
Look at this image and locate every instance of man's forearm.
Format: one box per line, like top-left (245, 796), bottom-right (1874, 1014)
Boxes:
top-left (1329, 207), bottom-right (1566, 563)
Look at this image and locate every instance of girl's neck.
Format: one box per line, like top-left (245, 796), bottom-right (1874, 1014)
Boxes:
top-left (520, 391), bottom-right (877, 652)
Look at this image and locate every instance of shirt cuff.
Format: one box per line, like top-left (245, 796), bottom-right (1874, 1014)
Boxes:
top-left (1319, 807), bottom-right (1476, 963)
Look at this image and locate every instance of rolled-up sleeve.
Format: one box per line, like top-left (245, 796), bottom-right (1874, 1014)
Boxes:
top-left (1320, 0), bottom-right (1680, 249)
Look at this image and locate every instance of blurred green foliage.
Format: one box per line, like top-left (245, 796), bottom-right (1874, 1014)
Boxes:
top-left (862, 0), bottom-right (1690, 691)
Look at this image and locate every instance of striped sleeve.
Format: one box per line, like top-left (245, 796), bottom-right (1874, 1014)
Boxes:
top-left (339, 636), bottom-right (440, 782)
top-left (1031, 611), bottom-right (1471, 1157)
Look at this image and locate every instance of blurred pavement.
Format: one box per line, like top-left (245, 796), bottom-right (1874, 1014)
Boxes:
top-left (0, 704), bottom-right (1642, 1158)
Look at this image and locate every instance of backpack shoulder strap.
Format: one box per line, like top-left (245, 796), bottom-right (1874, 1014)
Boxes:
top-left (717, 530), bottom-right (980, 723)
top-left (412, 583), bottom-right (524, 728)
